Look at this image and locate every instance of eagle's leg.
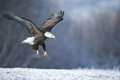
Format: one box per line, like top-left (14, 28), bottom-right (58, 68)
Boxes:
top-left (32, 42), bottom-right (39, 55)
top-left (41, 43), bottom-right (47, 56)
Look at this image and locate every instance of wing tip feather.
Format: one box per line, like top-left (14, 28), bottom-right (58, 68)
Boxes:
top-left (50, 10), bottom-right (64, 18)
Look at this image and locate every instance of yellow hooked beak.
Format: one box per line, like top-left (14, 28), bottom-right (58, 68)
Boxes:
top-left (51, 35), bottom-right (56, 39)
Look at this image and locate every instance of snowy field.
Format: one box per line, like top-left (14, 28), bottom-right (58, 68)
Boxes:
top-left (0, 68), bottom-right (120, 80)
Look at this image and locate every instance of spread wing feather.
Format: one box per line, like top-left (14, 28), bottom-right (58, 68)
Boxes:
top-left (39, 11), bottom-right (64, 31)
top-left (2, 12), bottom-right (39, 36)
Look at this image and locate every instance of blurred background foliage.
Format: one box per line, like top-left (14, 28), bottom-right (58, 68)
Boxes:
top-left (0, 0), bottom-right (120, 69)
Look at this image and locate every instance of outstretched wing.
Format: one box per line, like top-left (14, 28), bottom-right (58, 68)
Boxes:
top-left (39, 11), bottom-right (64, 31)
top-left (2, 12), bottom-right (39, 36)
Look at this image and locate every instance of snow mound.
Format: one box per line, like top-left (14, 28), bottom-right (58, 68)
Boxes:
top-left (0, 68), bottom-right (120, 80)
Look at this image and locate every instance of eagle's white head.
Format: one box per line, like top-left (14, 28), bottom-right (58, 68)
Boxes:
top-left (44, 32), bottom-right (56, 38)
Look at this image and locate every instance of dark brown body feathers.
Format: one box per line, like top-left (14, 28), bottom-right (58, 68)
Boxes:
top-left (2, 11), bottom-right (64, 54)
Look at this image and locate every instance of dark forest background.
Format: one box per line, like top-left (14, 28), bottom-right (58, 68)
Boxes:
top-left (0, 0), bottom-right (120, 69)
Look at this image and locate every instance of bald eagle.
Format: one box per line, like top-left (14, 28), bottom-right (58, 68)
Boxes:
top-left (2, 11), bottom-right (64, 56)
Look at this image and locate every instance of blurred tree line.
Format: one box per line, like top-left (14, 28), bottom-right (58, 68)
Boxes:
top-left (73, 9), bottom-right (120, 69)
top-left (0, 0), bottom-right (120, 69)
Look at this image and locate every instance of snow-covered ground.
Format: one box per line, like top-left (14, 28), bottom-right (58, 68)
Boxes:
top-left (0, 68), bottom-right (120, 80)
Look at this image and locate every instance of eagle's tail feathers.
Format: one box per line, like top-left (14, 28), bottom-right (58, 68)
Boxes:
top-left (21, 37), bottom-right (34, 45)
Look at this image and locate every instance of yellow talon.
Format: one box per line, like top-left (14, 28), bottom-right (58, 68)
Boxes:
top-left (36, 50), bottom-right (39, 55)
top-left (44, 51), bottom-right (47, 56)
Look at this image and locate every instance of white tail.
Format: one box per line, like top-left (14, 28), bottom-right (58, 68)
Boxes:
top-left (21, 37), bottom-right (35, 45)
